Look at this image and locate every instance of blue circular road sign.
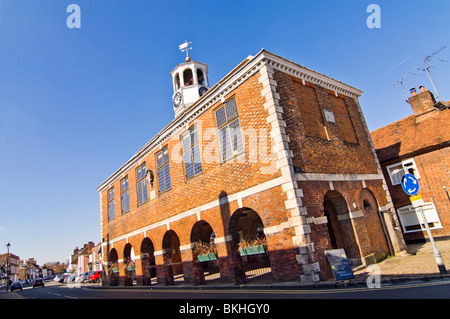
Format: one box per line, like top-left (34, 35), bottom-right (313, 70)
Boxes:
top-left (401, 174), bottom-right (420, 196)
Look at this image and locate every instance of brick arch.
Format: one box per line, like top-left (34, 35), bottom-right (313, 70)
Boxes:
top-left (123, 243), bottom-right (136, 286)
top-left (190, 220), bottom-right (215, 246)
top-left (228, 207), bottom-right (266, 245)
top-left (107, 248), bottom-right (119, 286)
top-left (140, 237), bottom-right (156, 285)
top-left (358, 188), bottom-right (379, 214)
top-left (190, 220), bottom-right (220, 284)
top-left (162, 230), bottom-right (183, 282)
top-left (323, 190), bottom-right (361, 265)
top-left (228, 207), bottom-right (272, 283)
top-left (358, 187), bottom-right (391, 259)
top-left (108, 247), bottom-right (118, 264)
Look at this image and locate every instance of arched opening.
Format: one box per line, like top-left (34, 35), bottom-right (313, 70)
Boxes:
top-left (123, 243), bottom-right (136, 286)
top-left (190, 220), bottom-right (220, 283)
top-left (183, 68), bottom-right (193, 86)
top-left (359, 188), bottom-right (392, 258)
top-left (197, 68), bottom-right (205, 85)
top-left (229, 208), bottom-right (272, 283)
top-left (174, 73), bottom-right (180, 90)
top-left (107, 248), bottom-right (119, 286)
top-left (162, 230), bottom-right (183, 285)
top-left (140, 237), bottom-right (156, 286)
top-left (323, 191), bottom-right (361, 267)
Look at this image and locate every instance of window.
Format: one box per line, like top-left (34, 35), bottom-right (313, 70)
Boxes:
top-left (387, 159), bottom-right (420, 186)
top-left (215, 98), bottom-right (244, 162)
top-left (182, 125), bottom-right (202, 180)
top-left (157, 147), bottom-right (171, 193)
top-left (136, 163), bottom-right (148, 205)
top-left (324, 109), bottom-right (336, 123)
top-left (397, 203), bottom-right (442, 233)
top-left (107, 188), bottom-right (115, 221)
top-left (121, 176), bottom-right (130, 214)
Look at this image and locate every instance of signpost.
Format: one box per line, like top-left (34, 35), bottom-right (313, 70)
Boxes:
top-left (401, 174), bottom-right (447, 274)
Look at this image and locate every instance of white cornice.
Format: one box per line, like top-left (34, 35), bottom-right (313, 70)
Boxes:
top-left (261, 50), bottom-right (363, 98)
top-left (96, 49), bottom-right (363, 192)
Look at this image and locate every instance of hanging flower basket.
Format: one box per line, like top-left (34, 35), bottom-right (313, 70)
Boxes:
top-left (123, 257), bottom-right (135, 271)
top-left (108, 262), bottom-right (120, 273)
top-left (238, 238), bottom-right (267, 256)
top-left (197, 253), bottom-right (218, 262)
top-left (239, 245), bottom-right (266, 256)
top-left (193, 241), bottom-right (217, 262)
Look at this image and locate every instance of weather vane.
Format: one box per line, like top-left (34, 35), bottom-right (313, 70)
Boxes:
top-left (179, 40), bottom-right (193, 62)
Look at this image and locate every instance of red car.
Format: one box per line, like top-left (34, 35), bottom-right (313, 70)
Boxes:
top-left (89, 271), bottom-right (102, 283)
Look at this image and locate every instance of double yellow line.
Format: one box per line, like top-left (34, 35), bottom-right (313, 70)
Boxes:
top-left (144, 279), bottom-right (449, 296)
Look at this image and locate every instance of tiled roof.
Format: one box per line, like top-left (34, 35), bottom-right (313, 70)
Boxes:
top-left (371, 107), bottom-right (450, 163)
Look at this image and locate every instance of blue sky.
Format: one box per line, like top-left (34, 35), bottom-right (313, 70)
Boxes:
top-left (0, 0), bottom-right (449, 264)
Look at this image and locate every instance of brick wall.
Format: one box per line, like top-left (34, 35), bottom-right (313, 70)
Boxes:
top-left (273, 70), bottom-right (379, 175)
top-left (381, 147), bottom-right (450, 242)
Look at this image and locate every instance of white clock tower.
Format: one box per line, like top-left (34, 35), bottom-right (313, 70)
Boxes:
top-left (171, 41), bottom-right (210, 118)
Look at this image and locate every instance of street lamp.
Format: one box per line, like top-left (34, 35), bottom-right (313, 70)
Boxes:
top-left (6, 243), bottom-right (10, 292)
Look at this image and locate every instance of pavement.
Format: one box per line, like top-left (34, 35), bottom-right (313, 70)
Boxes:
top-left (2, 240), bottom-right (449, 299)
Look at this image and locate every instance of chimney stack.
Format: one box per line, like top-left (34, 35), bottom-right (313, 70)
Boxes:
top-left (408, 85), bottom-right (436, 115)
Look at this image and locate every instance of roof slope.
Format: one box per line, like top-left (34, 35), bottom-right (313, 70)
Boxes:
top-left (371, 107), bottom-right (450, 162)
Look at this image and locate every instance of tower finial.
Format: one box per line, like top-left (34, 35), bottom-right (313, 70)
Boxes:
top-left (179, 40), bottom-right (192, 62)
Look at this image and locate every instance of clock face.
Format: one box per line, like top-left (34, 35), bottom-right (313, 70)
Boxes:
top-left (199, 86), bottom-right (208, 97)
top-left (173, 92), bottom-right (182, 108)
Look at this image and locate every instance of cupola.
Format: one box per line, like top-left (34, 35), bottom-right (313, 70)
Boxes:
top-left (171, 41), bottom-right (210, 118)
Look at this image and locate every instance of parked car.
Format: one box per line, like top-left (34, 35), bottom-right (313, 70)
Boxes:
top-left (81, 271), bottom-right (93, 283)
top-left (66, 274), bottom-right (77, 284)
top-left (75, 273), bottom-right (85, 283)
top-left (58, 274), bottom-right (69, 283)
top-left (89, 270), bottom-right (102, 283)
top-left (10, 281), bottom-right (23, 292)
top-left (33, 278), bottom-right (45, 288)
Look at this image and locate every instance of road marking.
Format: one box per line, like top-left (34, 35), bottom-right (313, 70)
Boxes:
top-left (111, 280), bottom-right (450, 295)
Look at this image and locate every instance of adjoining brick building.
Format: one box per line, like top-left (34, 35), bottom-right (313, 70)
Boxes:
top-left (96, 49), bottom-right (406, 286)
top-left (371, 86), bottom-right (450, 243)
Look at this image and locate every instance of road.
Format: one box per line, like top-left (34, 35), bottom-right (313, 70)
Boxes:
top-left (12, 279), bottom-right (450, 300)
top-left (6, 280), bottom-right (448, 317)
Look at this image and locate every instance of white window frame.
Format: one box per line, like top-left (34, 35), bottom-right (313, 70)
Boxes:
top-left (215, 98), bottom-right (244, 163)
top-left (386, 158), bottom-right (420, 186)
top-left (397, 202), bottom-right (443, 233)
top-left (324, 109), bottom-right (336, 123)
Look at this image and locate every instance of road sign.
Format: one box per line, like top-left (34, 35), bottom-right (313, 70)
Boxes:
top-left (401, 174), bottom-right (419, 196)
top-left (410, 194), bottom-right (424, 207)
